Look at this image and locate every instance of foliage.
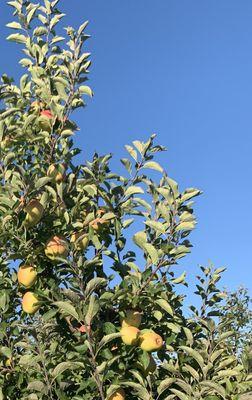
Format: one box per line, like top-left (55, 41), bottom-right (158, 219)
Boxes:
top-left (0, 1), bottom-right (251, 399)
top-left (218, 286), bottom-right (252, 360)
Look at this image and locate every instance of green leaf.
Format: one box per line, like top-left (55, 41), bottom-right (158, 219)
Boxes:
top-left (0, 346), bottom-right (12, 358)
top-left (170, 388), bottom-right (190, 400)
top-left (133, 231), bottom-right (147, 248)
top-left (78, 20), bottom-right (89, 35)
top-left (33, 26), bottom-right (48, 36)
top-left (175, 221), bottom-right (196, 232)
top-left (158, 378), bottom-right (176, 395)
top-left (35, 176), bottom-right (51, 189)
top-left (27, 381), bottom-right (46, 392)
top-left (125, 145), bottom-right (137, 161)
top-left (6, 21), bottom-right (22, 29)
top-left (156, 299), bottom-right (173, 316)
top-left (120, 381), bottom-right (151, 400)
top-left (79, 85), bottom-right (93, 97)
top-left (84, 278), bottom-right (107, 298)
top-left (143, 243), bottom-right (159, 264)
top-left (52, 361), bottom-right (83, 378)
top-left (125, 186), bottom-right (144, 196)
top-left (142, 161), bottom-right (163, 172)
top-left (201, 381), bottom-right (226, 398)
top-left (50, 13), bottom-right (66, 29)
top-left (96, 332), bottom-right (121, 355)
top-left (179, 346), bottom-right (205, 370)
top-left (145, 220), bottom-right (166, 234)
top-left (172, 271), bottom-right (187, 284)
top-left (85, 295), bottom-right (99, 325)
top-left (7, 1), bottom-right (22, 12)
top-left (180, 188), bottom-right (201, 202)
top-left (7, 33), bottom-right (27, 44)
top-left (133, 140), bottom-right (144, 155)
top-left (54, 301), bottom-right (79, 321)
top-left (182, 364), bottom-right (199, 381)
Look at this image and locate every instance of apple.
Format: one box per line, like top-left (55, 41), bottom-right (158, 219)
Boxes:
top-left (22, 292), bottom-right (40, 314)
top-left (17, 265), bottom-right (37, 288)
top-left (108, 389), bottom-right (125, 400)
top-left (5, 358), bottom-right (12, 367)
top-left (24, 199), bottom-right (44, 227)
top-left (71, 231), bottom-right (89, 251)
top-left (77, 324), bottom-right (91, 334)
top-left (139, 331), bottom-right (163, 352)
top-left (120, 326), bottom-right (140, 346)
top-left (47, 164), bottom-right (65, 183)
top-left (45, 235), bottom-right (69, 260)
top-left (121, 309), bottom-right (142, 328)
top-left (38, 110), bottom-right (54, 133)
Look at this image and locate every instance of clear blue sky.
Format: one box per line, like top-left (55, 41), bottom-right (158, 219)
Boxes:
top-left (0, 1), bottom-right (251, 302)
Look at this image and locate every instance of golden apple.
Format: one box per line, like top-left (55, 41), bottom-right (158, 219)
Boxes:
top-left (45, 235), bottom-right (69, 260)
top-left (17, 265), bottom-right (37, 288)
top-left (108, 388), bottom-right (125, 400)
top-left (120, 326), bottom-right (140, 346)
top-left (121, 309), bottom-right (142, 328)
top-left (5, 358), bottom-right (12, 367)
top-left (47, 164), bottom-right (65, 183)
top-left (71, 231), bottom-right (89, 251)
top-left (24, 199), bottom-right (44, 227)
top-left (22, 292), bottom-right (40, 314)
top-left (139, 331), bottom-right (163, 352)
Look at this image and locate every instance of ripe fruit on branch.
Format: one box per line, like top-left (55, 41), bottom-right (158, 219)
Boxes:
top-left (139, 331), bottom-right (163, 352)
top-left (47, 164), bottom-right (65, 183)
top-left (108, 388), bottom-right (125, 400)
top-left (77, 324), bottom-right (91, 334)
top-left (5, 358), bottom-right (12, 367)
top-left (45, 235), bottom-right (69, 260)
top-left (17, 265), bottom-right (37, 288)
top-left (89, 209), bottom-right (111, 231)
top-left (38, 109), bottom-right (54, 133)
top-left (24, 199), bottom-right (44, 227)
top-left (71, 231), bottom-right (89, 251)
top-left (121, 309), bottom-right (142, 328)
top-left (120, 326), bottom-right (140, 346)
top-left (22, 292), bottom-right (40, 314)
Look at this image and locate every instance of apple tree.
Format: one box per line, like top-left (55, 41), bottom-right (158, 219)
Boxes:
top-left (0, 1), bottom-right (251, 399)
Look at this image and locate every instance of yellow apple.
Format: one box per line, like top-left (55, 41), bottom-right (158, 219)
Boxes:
top-left (17, 265), bottom-right (37, 288)
top-left (120, 326), bottom-right (140, 346)
top-left (139, 331), bottom-right (163, 352)
top-left (121, 309), bottom-right (142, 328)
top-left (45, 235), bottom-right (69, 260)
top-left (22, 292), bottom-right (40, 314)
top-left (24, 199), bottom-right (44, 227)
top-left (108, 388), bottom-right (125, 400)
top-left (47, 164), bottom-right (65, 183)
top-left (5, 358), bottom-right (12, 367)
top-left (71, 231), bottom-right (89, 251)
